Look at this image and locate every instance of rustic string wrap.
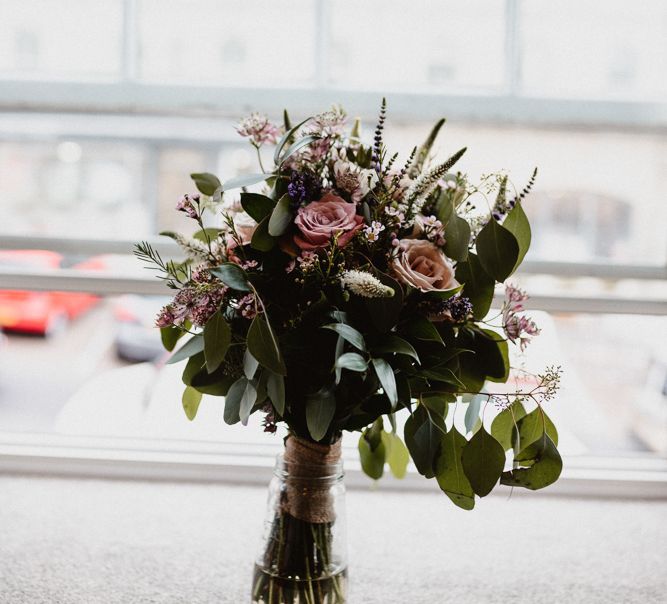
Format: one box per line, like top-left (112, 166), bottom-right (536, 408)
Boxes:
top-left (281, 435), bottom-right (342, 524)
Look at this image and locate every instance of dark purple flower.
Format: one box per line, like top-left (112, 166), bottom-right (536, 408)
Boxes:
top-left (287, 170), bottom-right (321, 207)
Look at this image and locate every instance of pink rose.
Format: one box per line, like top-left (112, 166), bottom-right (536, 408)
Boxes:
top-left (392, 239), bottom-right (458, 292)
top-left (294, 193), bottom-right (364, 250)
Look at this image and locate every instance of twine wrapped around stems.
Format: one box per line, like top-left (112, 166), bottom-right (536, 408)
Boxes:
top-left (281, 435), bottom-right (342, 524)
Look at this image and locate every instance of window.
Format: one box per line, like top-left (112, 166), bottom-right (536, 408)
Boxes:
top-left (0, 0), bottom-right (665, 491)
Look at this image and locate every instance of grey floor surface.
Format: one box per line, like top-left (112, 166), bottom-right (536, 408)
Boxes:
top-left (0, 475), bottom-right (665, 603)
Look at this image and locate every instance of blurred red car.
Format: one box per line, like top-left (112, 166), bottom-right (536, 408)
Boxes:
top-left (0, 250), bottom-right (103, 336)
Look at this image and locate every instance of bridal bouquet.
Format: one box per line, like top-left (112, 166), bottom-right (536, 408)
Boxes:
top-left (137, 100), bottom-right (561, 602)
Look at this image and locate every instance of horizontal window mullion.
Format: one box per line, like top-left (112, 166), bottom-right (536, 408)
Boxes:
top-left (0, 81), bottom-right (666, 129)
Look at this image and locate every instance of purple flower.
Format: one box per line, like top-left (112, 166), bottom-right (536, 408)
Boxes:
top-left (502, 284), bottom-right (540, 350)
top-left (287, 170), bottom-right (322, 206)
top-left (236, 113), bottom-right (281, 146)
top-left (176, 193), bottom-right (200, 219)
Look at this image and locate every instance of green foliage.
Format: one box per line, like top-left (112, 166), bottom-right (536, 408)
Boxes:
top-left (240, 192), bottom-right (275, 223)
top-left (238, 378), bottom-right (258, 424)
top-left (322, 323), bottom-right (366, 352)
top-left (382, 431), bottom-right (410, 479)
top-left (461, 428), bottom-right (505, 497)
top-left (224, 377), bottom-right (247, 425)
top-left (268, 194), bottom-right (292, 236)
top-left (371, 357), bottom-right (398, 408)
top-left (502, 203), bottom-right (531, 272)
top-left (402, 316), bottom-right (443, 344)
top-left (435, 428), bottom-right (475, 510)
top-left (221, 173), bottom-right (270, 192)
top-left (166, 335), bottom-right (205, 365)
top-left (455, 253), bottom-right (495, 320)
top-left (444, 212), bottom-right (471, 262)
top-left (273, 117), bottom-right (312, 165)
top-left (420, 393), bottom-right (454, 418)
top-left (203, 311), bottom-right (231, 373)
top-left (190, 172), bottom-right (221, 196)
top-left (491, 402), bottom-right (527, 450)
top-left (160, 326), bottom-right (183, 352)
top-left (279, 135), bottom-right (321, 166)
top-left (370, 334), bottom-right (419, 363)
top-left (516, 408), bottom-right (559, 450)
top-left (464, 394), bottom-right (485, 434)
top-left (412, 118), bottom-right (446, 176)
top-left (501, 433), bottom-right (562, 490)
top-left (404, 406), bottom-right (443, 479)
top-left (250, 216), bottom-right (276, 252)
top-left (210, 263), bottom-right (251, 291)
top-left (335, 352), bottom-right (368, 372)
top-left (192, 228), bottom-right (221, 243)
top-left (306, 386), bottom-right (336, 441)
top-left (266, 372), bottom-right (285, 415)
top-left (365, 272), bottom-right (403, 332)
top-left (181, 386), bottom-right (203, 421)
top-left (476, 218), bottom-right (520, 282)
top-left (247, 314), bottom-right (287, 376)
top-left (359, 429), bottom-right (386, 480)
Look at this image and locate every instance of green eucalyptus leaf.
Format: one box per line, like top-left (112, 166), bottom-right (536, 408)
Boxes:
top-left (250, 216), bottom-right (276, 252)
top-left (221, 173), bottom-right (270, 192)
top-left (402, 316), bottom-right (443, 344)
top-left (167, 335), bottom-right (205, 365)
top-left (381, 431), bottom-right (410, 479)
top-left (240, 192), bottom-right (275, 223)
top-left (464, 394), bottom-right (485, 434)
top-left (247, 314), bottom-right (286, 376)
top-left (421, 393), bottom-right (454, 418)
top-left (160, 326), bottom-right (183, 352)
top-left (322, 323), bottom-right (366, 352)
top-left (306, 386), bottom-right (336, 442)
top-left (370, 334), bottom-right (420, 363)
top-left (502, 202), bottom-right (531, 272)
top-left (334, 335), bottom-right (344, 385)
top-left (461, 427), bottom-right (505, 497)
top-left (238, 379), bottom-right (258, 424)
top-left (335, 352), bottom-right (368, 372)
top-left (192, 228), bottom-right (221, 243)
top-left (359, 433), bottom-right (385, 480)
top-left (243, 348), bottom-right (259, 379)
top-left (491, 402), bottom-right (527, 450)
top-left (224, 377), bottom-right (247, 425)
top-left (455, 252), bottom-right (495, 320)
top-left (444, 212), bottom-right (471, 262)
top-left (279, 134), bottom-right (321, 165)
top-left (210, 263), bottom-right (250, 291)
top-left (372, 357), bottom-right (398, 408)
top-left (268, 194), bottom-right (293, 236)
top-left (404, 406), bottom-right (443, 479)
top-left (274, 117), bottom-right (312, 165)
top-left (435, 428), bottom-right (475, 510)
top-left (476, 218), bottom-right (520, 283)
top-left (420, 365), bottom-right (464, 387)
top-left (203, 311), bottom-right (231, 373)
top-left (182, 386), bottom-right (202, 421)
top-left (516, 408), bottom-right (559, 450)
top-left (501, 434), bottom-right (562, 490)
top-left (458, 328), bottom-right (509, 384)
top-left (266, 371), bottom-right (285, 415)
top-left (190, 172), bottom-right (221, 196)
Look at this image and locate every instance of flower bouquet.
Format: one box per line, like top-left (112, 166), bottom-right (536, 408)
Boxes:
top-left (136, 100), bottom-right (562, 603)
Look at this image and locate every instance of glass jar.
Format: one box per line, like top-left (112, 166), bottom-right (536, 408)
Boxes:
top-left (252, 437), bottom-right (347, 604)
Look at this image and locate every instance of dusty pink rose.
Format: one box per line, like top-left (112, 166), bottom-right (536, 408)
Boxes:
top-left (392, 239), bottom-right (458, 292)
top-left (294, 193), bottom-right (364, 250)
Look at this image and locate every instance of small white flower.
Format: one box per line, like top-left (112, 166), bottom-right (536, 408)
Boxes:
top-left (340, 270), bottom-right (394, 298)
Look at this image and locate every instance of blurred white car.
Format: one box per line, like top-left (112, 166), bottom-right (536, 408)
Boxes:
top-left (113, 295), bottom-right (170, 362)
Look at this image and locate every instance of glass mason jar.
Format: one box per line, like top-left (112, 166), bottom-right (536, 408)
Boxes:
top-left (252, 436), bottom-right (347, 604)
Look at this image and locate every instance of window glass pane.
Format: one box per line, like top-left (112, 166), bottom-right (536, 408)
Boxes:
top-left (0, 0), bottom-right (123, 79)
top-left (520, 0), bottom-right (667, 100)
top-left (328, 0), bottom-right (506, 91)
top-left (137, 0), bottom-right (316, 86)
top-left (0, 140), bottom-right (151, 239)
